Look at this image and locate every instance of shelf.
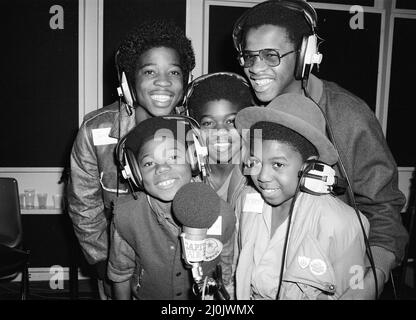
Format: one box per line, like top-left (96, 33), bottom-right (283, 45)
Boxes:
top-left (21, 207), bottom-right (64, 215)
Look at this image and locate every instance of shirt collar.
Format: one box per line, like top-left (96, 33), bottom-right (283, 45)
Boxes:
top-left (109, 102), bottom-right (137, 139)
top-left (306, 74), bottom-right (323, 103)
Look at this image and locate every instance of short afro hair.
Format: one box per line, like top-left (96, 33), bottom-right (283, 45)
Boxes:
top-left (117, 18), bottom-right (195, 87)
top-left (250, 121), bottom-right (318, 162)
top-left (186, 73), bottom-right (254, 122)
top-left (241, 1), bottom-right (313, 50)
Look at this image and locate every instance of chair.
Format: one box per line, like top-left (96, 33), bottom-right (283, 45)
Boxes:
top-left (0, 177), bottom-right (30, 300)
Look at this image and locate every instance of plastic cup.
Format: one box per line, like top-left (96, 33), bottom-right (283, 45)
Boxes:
top-left (53, 194), bottom-right (63, 209)
top-left (24, 189), bottom-right (36, 209)
top-left (19, 193), bottom-right (25, 209)
top-left (37, 193), bottom-right (48, 209)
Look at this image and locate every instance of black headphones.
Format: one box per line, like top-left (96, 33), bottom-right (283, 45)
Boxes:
top-left (232, 0), bottom-right (323, 81)
top-left (115, 115), bottom-right (209, 192)
top-left (298, 159), bottom-right (347, 196)
top-left (181, 72), bottom-right (251, 116)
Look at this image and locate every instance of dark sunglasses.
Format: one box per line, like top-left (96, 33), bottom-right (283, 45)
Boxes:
top-left (239, 48), bottom-right (298, 68)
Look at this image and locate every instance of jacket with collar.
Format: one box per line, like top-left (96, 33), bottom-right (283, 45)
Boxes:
top-left (227, 164), bottom-right (248, 211)
top-left (67, 101), bottom-right (136, 265)
top-left (108, 188), bottom-right (236, 300)
top-left (236, 188), bottom-right (370, 300)
top-left (306, 75), bottom-right (408, 275)
top-left (215, 164), bottom-right (247, 295)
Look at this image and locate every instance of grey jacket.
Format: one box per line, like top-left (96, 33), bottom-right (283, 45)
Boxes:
top-left (67, 101), bottom-right (136, 265)
top-left (316, 78), bottom-right (408, 275)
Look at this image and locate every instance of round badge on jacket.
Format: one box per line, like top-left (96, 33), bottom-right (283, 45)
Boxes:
top-left (309, 258), bottom-right (327, 276)
top-left (204, 238), bottom-right (223, 261)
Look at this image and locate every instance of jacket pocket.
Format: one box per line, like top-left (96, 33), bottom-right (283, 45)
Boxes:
top-left (283, 233), bottom-right (338, 298)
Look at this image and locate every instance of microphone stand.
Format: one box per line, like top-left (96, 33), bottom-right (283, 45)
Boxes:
top-left (192, 265), bottom-right (230, 300)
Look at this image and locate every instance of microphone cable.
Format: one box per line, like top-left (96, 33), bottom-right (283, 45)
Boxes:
top-left (275, 174), bottom-right (303, 299)
top-left (201, 276), bottom-right (208, 300)
top-left (116, 97), bottom-right (122, 198)
top-left (302, 83), bottom-right (378, 299)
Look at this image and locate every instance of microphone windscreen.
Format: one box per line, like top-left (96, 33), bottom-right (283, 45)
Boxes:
top-left (173, 182), bottom-right (220, 229)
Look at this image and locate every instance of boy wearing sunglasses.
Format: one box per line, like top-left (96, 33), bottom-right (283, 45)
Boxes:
top-left (232, 0), bottom-right (407, 299)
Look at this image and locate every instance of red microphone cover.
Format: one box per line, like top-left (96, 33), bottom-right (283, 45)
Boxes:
top-left (173, 182), bottom-right (220, 229)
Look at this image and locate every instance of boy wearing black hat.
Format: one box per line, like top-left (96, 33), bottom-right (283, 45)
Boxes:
top-left (234, 93), bottom-right (369, 300)
top-left (107, 116), bottom-right (235, 300)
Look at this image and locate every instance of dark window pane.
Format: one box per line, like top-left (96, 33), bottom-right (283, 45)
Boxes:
top-left (396, 0), bottom-right (416, 10)
top-left (314, 9), bottom-right (381, 112)
top-left (208, 6), bottom-right (248, 77)
top-left (0, 0), bottom-right (78, 167)
top-left (386, 18), bottom-right (416, 167)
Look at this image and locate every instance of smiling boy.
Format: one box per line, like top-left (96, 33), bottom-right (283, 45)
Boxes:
top-left (232, 0), bottom-right (407, 298)
top-left (234, 93), bottom-right (370, 300)
top-left (107, 116), bottom-right (235, 300)
top-left (67, 19), bottom-right (195, 298)
top-left (186, 73), bottom-right (254, 203)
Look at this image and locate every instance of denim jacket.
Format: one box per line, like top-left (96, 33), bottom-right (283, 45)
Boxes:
top-left (67, 101), bottom-right (136, 264)
top-left (108, 189), bottom-right (236, 299)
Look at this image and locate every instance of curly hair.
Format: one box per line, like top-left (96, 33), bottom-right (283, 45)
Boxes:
top-left (241, 1), bottom-right (313, 50)
top-left (186, 73), bottom-right (254, 122)
top-left (117, 18), bottom-right (195, 87)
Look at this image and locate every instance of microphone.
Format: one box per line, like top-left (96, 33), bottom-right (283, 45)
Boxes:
top-left (173, 182), bottom-right (220, 284)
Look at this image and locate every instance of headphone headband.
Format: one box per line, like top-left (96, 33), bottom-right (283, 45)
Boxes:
top-left (232, 0), bottom-right (317, 53)
top-left (181, 71), bottom-right (250, 116)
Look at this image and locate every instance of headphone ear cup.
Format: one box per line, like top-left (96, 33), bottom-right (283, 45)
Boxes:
top-left (237, 54), bottom-right (245, 67)
top-left (295, 36), bottom-right (309, 80)
top-left (186, 142), bottom-right (200, 176)
top-left (125, 149), bottom-right (143, 189)
top-left (118, 71), bottom-right (137, 112)
top-left (298, 160), bottom-right (337, 196)
top-left (295, 34), bottom-right (322, 81)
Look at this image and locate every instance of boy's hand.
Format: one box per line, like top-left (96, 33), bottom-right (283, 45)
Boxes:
top-left (339, 268), bottom-right (385, 300)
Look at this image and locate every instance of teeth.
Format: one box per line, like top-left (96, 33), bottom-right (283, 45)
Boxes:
top-left (255, 79), bottom-right (272, 87)
top-left (263, 188), bottom-right (278, 194)
top-left (151, 95), bottom-right (171, 102)
top-left (214, 142), bottom-right (230, 148)
top-left (157, 179), bottom-right (175, 187)
top-left (213, 142), bottom-right (231, 152)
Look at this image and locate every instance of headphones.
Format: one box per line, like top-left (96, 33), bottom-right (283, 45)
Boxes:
top-left (298, 159), bottom-right (347, 196)
top-left (115, 49), bottom-right (193, 117)
top-left (115, 115), bottom-right (209, 192)
top-left (232, 0), bottom-right (323, 81)
top-left (244, 157), bottom-right (346, 196)
top-left (181, 72), bottom-right (251, 116)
